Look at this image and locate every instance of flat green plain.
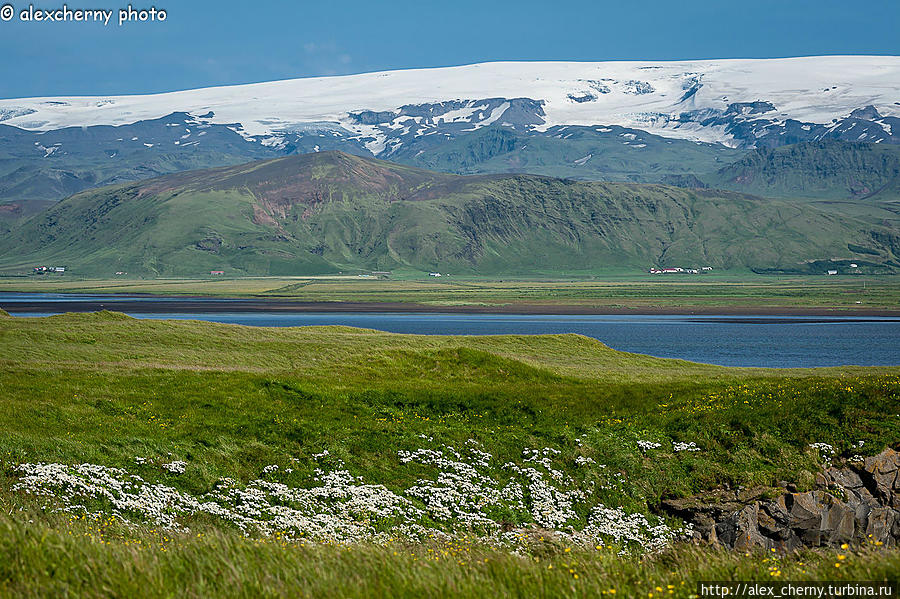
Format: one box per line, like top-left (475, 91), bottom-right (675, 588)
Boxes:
top-left (1, 275), bottom-right (898, 313)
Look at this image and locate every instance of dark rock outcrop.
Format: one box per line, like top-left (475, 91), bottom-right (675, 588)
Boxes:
top-left (661, 448), bottom-right (900, 550)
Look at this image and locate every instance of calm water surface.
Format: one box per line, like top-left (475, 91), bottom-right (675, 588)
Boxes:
top-left (3, 293), bottom-right (899, 368)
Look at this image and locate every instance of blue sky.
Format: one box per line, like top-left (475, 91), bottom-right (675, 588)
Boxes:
top-left (1, 0), bottom-right (898, 98)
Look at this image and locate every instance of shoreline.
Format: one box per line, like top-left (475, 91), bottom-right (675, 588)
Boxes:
top-left (1, 295), bottom-right (899, 317)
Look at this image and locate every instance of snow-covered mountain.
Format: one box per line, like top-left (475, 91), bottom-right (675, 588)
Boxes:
top-left (1, 56), bottom-right (899, 213)
top-left (2, 56), bottom-right (898, 152)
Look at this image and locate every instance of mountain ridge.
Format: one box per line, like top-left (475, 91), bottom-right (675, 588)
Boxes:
top-left (2, 151), bottom-right (897, 277)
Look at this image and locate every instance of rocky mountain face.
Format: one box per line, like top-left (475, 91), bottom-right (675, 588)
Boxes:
top-left (4, 104), bottom-right (898, 211)
top-left (0, 110), bottom-right (743, 208)
top-left (662, 448), bottom-right (900, 549)
top-left (699, 141), bottom-right (900, 202)
top-left (661, 104), bottom-right (900, 150)
top-left (353, 99), bottom-right (900, 155)
top-left (0, 113), bottom-right (277, 213)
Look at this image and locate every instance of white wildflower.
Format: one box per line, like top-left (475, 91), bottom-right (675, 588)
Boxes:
top-left (162, 461), bottom-right (186, 474)
top-left (673, 442), bottom-right (701, 452)
top-left (11, 437), bottom-right (689, 554)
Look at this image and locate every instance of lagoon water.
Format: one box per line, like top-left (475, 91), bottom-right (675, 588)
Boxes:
top-left (3, 293), bottom-right (899, 368)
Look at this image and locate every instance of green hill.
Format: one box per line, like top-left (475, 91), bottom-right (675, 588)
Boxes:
top-left (1, 151), bottom-right (897, 277)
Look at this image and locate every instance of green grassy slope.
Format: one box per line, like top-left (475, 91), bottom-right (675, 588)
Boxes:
top-left (1, 151), bottom-right (896, 277)
top-left (1, 312), bottom-right (897, 487)
top-left (0, 313), bottom-right (898, 596)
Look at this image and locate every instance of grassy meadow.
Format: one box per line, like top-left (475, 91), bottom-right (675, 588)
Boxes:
top-left (0, 310), bottom-right (898, 596)
top-left (3, 515), bottom-right (898, 599)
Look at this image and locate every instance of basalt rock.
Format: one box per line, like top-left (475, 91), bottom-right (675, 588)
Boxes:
top-left (660, 448), bottom-right (900, 550)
